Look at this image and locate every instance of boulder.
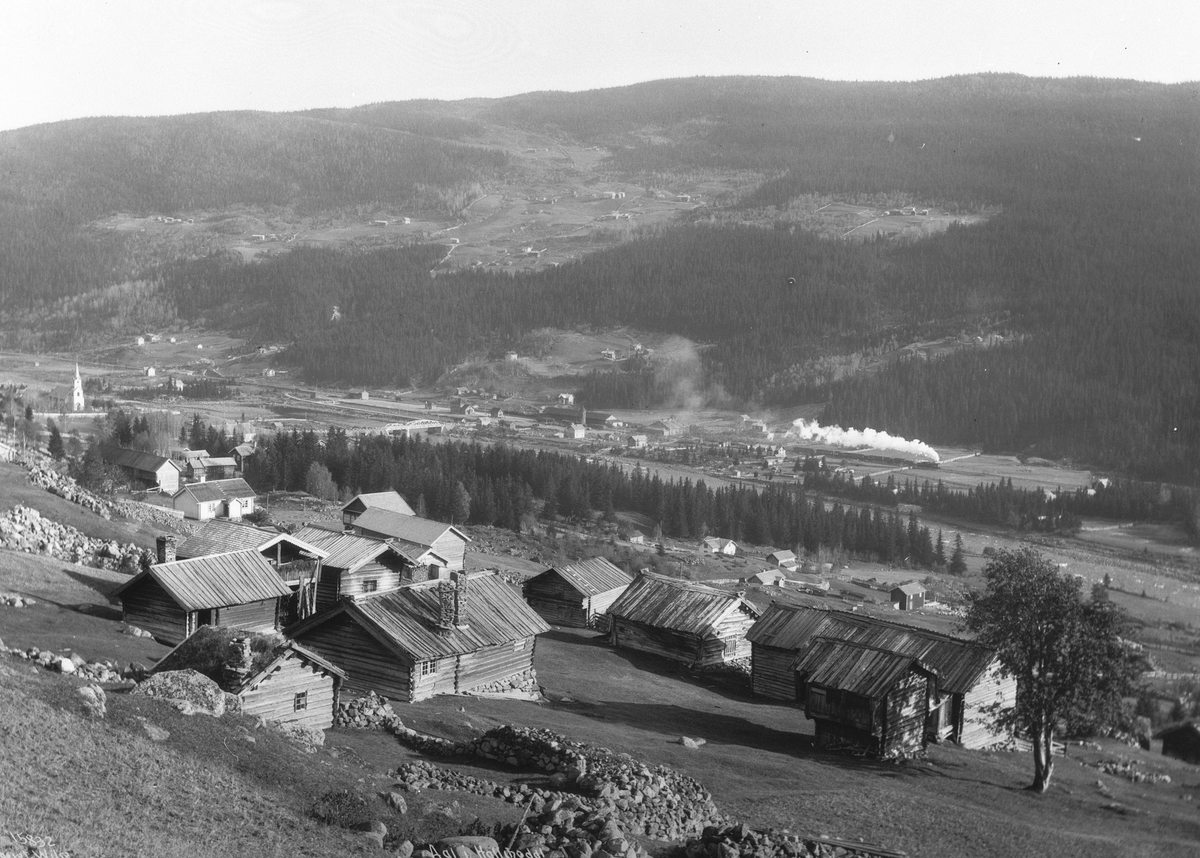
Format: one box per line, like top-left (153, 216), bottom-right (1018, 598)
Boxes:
top-left (77, 685), bottom-right (107, 719)
top-left (52, 656), bottom-right (76, 674)
top-left (277, 721), bottom-right (325, 749)
top-left (395, 841), bottom-right (415, 858)
top-left (143, 722), bottom-right (171, 742)
top-left (386, 792), bottom-right (408, 813)
top-left (133, 669), bottom-right (227, 717)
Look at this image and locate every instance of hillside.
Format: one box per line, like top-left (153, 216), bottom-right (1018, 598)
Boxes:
top-left (2, 75), bottom-right (1198, 481)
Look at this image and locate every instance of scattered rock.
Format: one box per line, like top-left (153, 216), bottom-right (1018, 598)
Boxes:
top-left (133, 669), bottom-right (226, 717)
top-left (77, 685), bottom-right (106, 719)
top-left (680, 737), bottom-right (706, 749)
top-left (143, 723), bottom-right (170, 742)
top-left (386, 791), bottom-right (409, 813)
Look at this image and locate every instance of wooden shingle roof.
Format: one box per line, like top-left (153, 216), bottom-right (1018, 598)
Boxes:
top-left (176, 520), bottom-right (328, 560)
top-left (352, 510), bottom-right (469, 548)
top-left (287, 571), bottom-right (550, 660)
top-left (112, 549), bottom-right (293, 611)
top-left (174, 478), bottom-right (257, 504)
top-left (99, 445), bottom-right (178, 474)
top-left (291, 526), bottom-right (423, 571)
top-left (793, 638), bottom-right (937, 700)
top-left (534, 558), bottom-right (633, 597)
top-left (342, 491), bottom-right (416, 517)
top-left (606, 572), bottom-right (760, 637)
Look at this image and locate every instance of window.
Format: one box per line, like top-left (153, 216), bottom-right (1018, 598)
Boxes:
top-left (513, 638), bottom-right (527, 652)
top-left (293, 691), bottom-right (308, 712)
top-left (419, 659), bottom-right (438, 677)
top-left (361, 579), bottom-right (378, 593)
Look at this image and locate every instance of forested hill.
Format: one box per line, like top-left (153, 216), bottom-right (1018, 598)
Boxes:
top-left (3, 75), bottom-right (1199, 482)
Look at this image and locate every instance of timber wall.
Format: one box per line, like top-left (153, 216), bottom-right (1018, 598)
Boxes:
top-left (121, 578), bottom-right (187, 644)
top-left (241, 656), bottom-right (338, 730)
top-left (611, 619), bottom-right (701, 664)
top-left (215, 598), bottom-right (278, 634)
top-left (751, 644), bottom-right (797, 700)
top-left (293, 613), bottom-right (412, 701)
top-left (959, 659), bottom-right (1017, 749)
top-left (882, 671), bottom-right (931, 757)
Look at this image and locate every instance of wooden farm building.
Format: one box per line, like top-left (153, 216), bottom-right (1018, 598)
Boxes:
top-left (606, 572), bottom-right (762, 668)
top-left (287, 571), bottom-right (550, 702)
top-left (112, 549), bottom-right (294, 645)
top-left (766, 550), bottom-right (799, 571)
top-left (747, 602), bottom-right (1014, 749)
top-left (523, 558), bottom-right (633, 629)
top-left (891, 582), bottom-right (927, 611)
top-left (794, 637), bottom-right (937, 758)
top-left (151, 626), bottom-right (345, 730)
top-left (351, 510), bottom-right (469, 571)
top-left (230, 444), bottom-right (255, 472)
top-left (341, 490), bottom-right (415, 527)
top-left (292, 525), bottom-right (436, 612)
top-left (701, 537), bottom-right (738, 556)
top-left (1156, 722), bottom-right (1200, 765)
top-left (98, 445), bottom-right (183, 493)
top-left (172, 478), bottom-right (257, 521)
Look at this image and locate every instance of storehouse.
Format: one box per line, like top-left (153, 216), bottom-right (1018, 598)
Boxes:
top-left (606, 572), bottom-right (761, 668)
top-left (351, 510), bottom-right (470, 571)
top-left (793, 637), bottom-right (937, 758)
top-left (523, 558), bottom-right (633, 629)
top-left (151, 626), bottom-right (345, 730)
top-left (112, 548), bottom-right (294, 645)
top-left (747, 602), bottom-right (1013, 748)
top-left (766, 550), bottom-right (799, 570)
top-left (172, 478), bottom-right (257, 521)
top-left (1156, 722), bottom-right (1200, 765)
top-left (292, 525), bottom-right (434, 613)
top-left (286, 571), bottom-right (550, 702)
top-left (891, 582), bottom-right (927, 611)
top-left (701, 537), bottom-right (738, 556)
top-left (341, 490), bottom-right (416, 526)
top-left (98, 445), bottom-right (183, 493)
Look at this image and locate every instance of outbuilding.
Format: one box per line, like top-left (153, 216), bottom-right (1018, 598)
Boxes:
top-left (340, 490), bottom-right (416, 526)
top-left (292, 525), bottom-right (432, 612)
top-left (98, 446), bottom-right (183, 494)
top-left (1156, 722), bottom-right (1200, 765)
top-left (523, 558), bottom-right (633, 629)
top-left (172, 478), bottom-right (257, 521)
top-left (891, 582), bottom-right (927, 611)
top-left (287, 571), bottom-right (550, 702)
top-left (112, 548), bottom-right (294, 645)
top-left (351, 510), bottom-right (470, 572)
top-left (606, 572), bottom-right (761, 668)
top-left (151, 626), bottom-right (345, 730)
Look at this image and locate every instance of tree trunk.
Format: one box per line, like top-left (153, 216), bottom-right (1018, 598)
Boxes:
top-left (1031, 725), bottom-right (1055, 792)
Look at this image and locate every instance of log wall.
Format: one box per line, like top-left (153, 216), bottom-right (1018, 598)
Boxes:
top-left (121, 578), bottom-right (188, 644)
top-left (882, 671), bottom-right (931, 757)
top-left (456, 639), bottom-right (534, 691)
top-left (410, 655), bottom-right (456, 701)
top-left (215, 599), bottom-right (279, 634)
top-left (292, 613), bottom-right (412, 701)
top-left (751, 644), bottom-right (798, 700)
top-left (959, 659), bottom-right (1018, 749)
top-left (611, 619), bottom-right (700, 664)
top-left (240, 656), bottom-right (338, 730)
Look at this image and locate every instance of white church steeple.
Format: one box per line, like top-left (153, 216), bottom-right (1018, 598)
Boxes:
top-left (71, 363), bottom-right (85, 412)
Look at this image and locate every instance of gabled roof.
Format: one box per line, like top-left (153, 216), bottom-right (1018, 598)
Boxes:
top-left (703, 537), bottom-right (736, 551)
top-left (291, 526), bottom-right (418, 572)
top-left (287, 571), bottom-right (550, 660)
top-left (352, 510), bottom-right (470, 548)
top-left (793, 638), bottom-right (937, 700)
top-left (98, 445), bottom-right (177, 474)
top-left (892, 582), bottom-right (926, 596)
top-left (151, 626), bottom-right (345, 693)
top-left (606, 572), bottom-right (761, 637)
top-left (112, 549), bottom-right (293, 611)
top-left (342, 491), bottom-right (416, 517)
top-left (197, 456), bottom-right (237, 468)
top-left (767, 549), bottom-right (797, 562)
top-left (748, 603), bottom-right (997, 695)
top-left (231, 444), bottom-right (255, 456)
top-left (176, 520), bottom-right (328, 561)
top-left (173, 478), bottom-right (257, 504)
top-left (531, 558), bottom-right (633, 597)
top-left (1154, 721), bottom-right (1200, 741)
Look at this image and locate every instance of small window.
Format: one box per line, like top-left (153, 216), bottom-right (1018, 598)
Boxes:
top-left (361, 579), bottom-right (378, 593)
top-left (513, 638), bottom-right (527, 652)
top-left (293, 691), bottom-right (308, 712)
top-left (419, 659), bottom-right (438, 677)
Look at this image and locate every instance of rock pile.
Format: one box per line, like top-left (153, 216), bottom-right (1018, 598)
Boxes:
top-left (1089, 756), bottom-right (1172, 785)
top-left (5, 646), bottom-right (129, 683)
top-left (335, 691), bottom-right (401, 729)
top-left (24, 459), bottom-right (183, 526)
top-left (1, 592), bottom-right (34, 608)
top-left (132, 669), bottom-right (227, 717)
top-left (468, 667), bottom-right (540, 695)
top-left (0, 504), bottom-right (147, 571)
top-left (684, 822), bottom-right (902, 858)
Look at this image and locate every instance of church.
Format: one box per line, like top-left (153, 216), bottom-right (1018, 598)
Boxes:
top-left (71, 363), bottom-right (85, 412)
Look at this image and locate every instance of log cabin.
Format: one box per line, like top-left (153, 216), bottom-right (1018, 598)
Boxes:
top-left (151, 626), bottom-right (345, 730)
top-left (747, 602), bottom-right (1014, 748)
top-left (292, 526), bottom-right (437, 613)
top-left (286, 571), bottom-right (550, 702)
top-left (1156, 722), bottom-right (1200, 765)
top-left (172, 523), bottom-right (330, 623)
top-left (111, 549), bottom-right (294, 645)
top-left (350, 510), bottom-right (470, 572)
top-left (523, 558), bottom-right (633, 629)
top-left (606, 571), bottom-right (761, 668)
top-left (793, 637), bottom-right (938, 758)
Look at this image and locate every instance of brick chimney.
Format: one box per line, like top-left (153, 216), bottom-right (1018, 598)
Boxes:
top-left (222, 635), bottom-right (254, 689)
top-left (156, 535), bottom-right (176, 565)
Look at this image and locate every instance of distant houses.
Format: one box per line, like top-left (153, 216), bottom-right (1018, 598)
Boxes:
top-left (292, 526), bottom-right (433, 613)
top-left (98, 446), bottom-right (183, 494)
top-left (1156, 722), bottom-right (1200, 765)
top-left (766, 550), bottom-right (799, 571)
top-left (287, 571), bottom-right (550, 702)
top-left (340, 490), bottom-right (416, 527)
top-left (606, 572), bottom-right (761, 668)
top-left (701, 537), bottom-right (737, 556)
top-left (891, 582), bottom-right (927, 611)
top-left (172, 478), bottom-right (258, 521)
top-left (523, 558), bottom-right (633, 629)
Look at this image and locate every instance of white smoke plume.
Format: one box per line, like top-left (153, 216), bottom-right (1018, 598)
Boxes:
top-left (791, 419), bottom-right (940, 463)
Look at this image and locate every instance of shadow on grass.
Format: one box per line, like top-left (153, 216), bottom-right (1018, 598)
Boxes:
top-left (60, 566), bottom-right (125, 600)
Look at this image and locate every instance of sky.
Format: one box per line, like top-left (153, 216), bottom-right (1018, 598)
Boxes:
top-left (2, 0), bottom-right (1196, 132)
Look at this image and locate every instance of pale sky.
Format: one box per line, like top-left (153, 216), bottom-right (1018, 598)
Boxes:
top-left (1, 0), bottom-right (1196, 132)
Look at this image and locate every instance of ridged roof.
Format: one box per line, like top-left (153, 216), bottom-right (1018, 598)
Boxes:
top-left (352, 509), bottom-right (469, 548)
top-left (793, 638), bottom-right (936, 699)
top-left (606, 572), bottom-right (761, 637)
top-left (292, 526), bottom-right (406, 571)
top-left (288, 571), bottom-right (550, 660)
top-left (99, 445), bottom-right (178, 474)
top-left (343, 491), bottom-right (416, 517)
top-left (174, 478), bottom-right (257, 504)
top-left (892, 582), bottom-right (927, 596)
top-left (531, 558), bottom-right (633, 597)
top-left (112, 549), bottom-right (293, 611)
top-left (175, 520), bottom-right (328, 562)
top-left (151, 626), bottom-right (345, 693)
top-left (750, 603), bottom-right (997, 695)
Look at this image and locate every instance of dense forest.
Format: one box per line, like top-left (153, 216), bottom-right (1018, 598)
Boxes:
top-left (3, 75), bottom-right (1198, 482)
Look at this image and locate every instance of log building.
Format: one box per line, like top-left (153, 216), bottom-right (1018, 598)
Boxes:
top-left (523, 558), bottom-right (633, 629)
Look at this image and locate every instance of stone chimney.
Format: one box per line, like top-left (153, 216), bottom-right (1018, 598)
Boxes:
top-left (435, 574), bottom-right (470, 631)
top-left (156, 535), bottom-right (176, 565)
top-left (452, 571), bottom-right (469, 631)
top-left (222, 635), bottom-right (254, 689)
top-left (435, 581), bottom-right (455, 630)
